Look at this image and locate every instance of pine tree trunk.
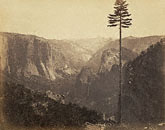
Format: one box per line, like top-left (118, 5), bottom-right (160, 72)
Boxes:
top-left (118, 14), bottom-right (122, 124)
top-left (87, 86), bottom-right (89, 97)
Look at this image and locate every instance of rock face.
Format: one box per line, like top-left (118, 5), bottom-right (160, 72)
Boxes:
top-left (0, 32), bottom-right (96, 80)
top-left (98, 49), bottom-right (119, 73)
top-left (73, 47), bottom-right (137, 120)
top-left (99, 48), bottom-right (137, 74)
top-left (0, 33), bottom-right (112, 81)
top-left (74, 36), bottom-right (165, 121)
top-left (86, 35), bottom-right (165, 73)
top-left (121, 40), bottom-right (165, 123)
top-left (0, 33), bottom-right (64, 80)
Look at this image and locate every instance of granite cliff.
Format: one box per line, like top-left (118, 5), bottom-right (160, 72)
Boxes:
top-left (0, 32), bottom-right (108, 81)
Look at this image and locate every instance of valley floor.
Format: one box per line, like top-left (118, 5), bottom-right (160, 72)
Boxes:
top-left (1, 123), bottom-right (165, 130)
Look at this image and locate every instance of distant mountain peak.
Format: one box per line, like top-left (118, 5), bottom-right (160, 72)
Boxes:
top-left (125, 36), bottom-right (137, 39)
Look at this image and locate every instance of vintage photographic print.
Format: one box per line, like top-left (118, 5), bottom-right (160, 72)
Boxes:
top-left (0, 0), bottom-right (164, 129)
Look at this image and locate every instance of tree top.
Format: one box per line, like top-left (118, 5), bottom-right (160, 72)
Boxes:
top-left (115, 0), bottom-right (127, 6)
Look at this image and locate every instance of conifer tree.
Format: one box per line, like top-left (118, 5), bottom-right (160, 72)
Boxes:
top-left (107, 0), bottom-right (132, 123)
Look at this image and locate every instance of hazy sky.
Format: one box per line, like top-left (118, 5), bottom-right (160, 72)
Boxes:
top-left (0, 0), bottom-right (165, 39)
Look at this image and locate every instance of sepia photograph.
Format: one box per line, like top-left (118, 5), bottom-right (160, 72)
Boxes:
top-left (0, 0), bottom-right (165, 129)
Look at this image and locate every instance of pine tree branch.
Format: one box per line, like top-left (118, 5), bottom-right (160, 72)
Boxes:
top-left (122, 1), bottom-right (127, 5)
top-left (114, 6), bottom-right (121, 10)
top-left (109, 14), bottom-right (118, 17)
top-left (122, 18), bottom-right (132, 21)
top-left (121, 14), bottom-right (131, 17)
top-left (122, 25), bottom-right (129, 28)
top-left (109, 19), bottom-right (120, 23)
top-left (115, 10), bottom-right (120, 15)
top-left (122, 4), bottom-right (129, 7)
top-left (121, 20), bottom-right (132, 23)
top-left (122, 8), bottom-right (128, 12)
top-left (121, 6), bottom-right (128, 10)
top-left (121, 21), bottom-right (132, 24)
top-left (122, 22), bottom-right (132, 26)
top-left (108, 16), bottom-right (120, 20)
top-left (122, 21), bottom-right (132, 25)
top-left (107, 24), bottom-right (118, 27)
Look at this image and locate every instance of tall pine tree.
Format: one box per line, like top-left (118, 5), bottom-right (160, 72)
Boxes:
top-left (107, 0), bottom-right (132, 123)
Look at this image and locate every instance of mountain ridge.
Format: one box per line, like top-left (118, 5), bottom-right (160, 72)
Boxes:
top-left (122, 39), bottom-right (165, 123)
top-left (0, 32), bottom-right (108, 80)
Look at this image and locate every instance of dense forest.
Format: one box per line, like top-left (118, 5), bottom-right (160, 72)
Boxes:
top-left (122, 40), bottom-right (165, 123)
top-left (3, 79), bottom-right (103, 127)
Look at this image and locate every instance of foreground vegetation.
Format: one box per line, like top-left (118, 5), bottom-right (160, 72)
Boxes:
top-left (3, 79), bottom-right (103, 127)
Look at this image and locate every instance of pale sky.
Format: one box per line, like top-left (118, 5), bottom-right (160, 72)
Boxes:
top-left (0, 0), bottom-right (165, 39)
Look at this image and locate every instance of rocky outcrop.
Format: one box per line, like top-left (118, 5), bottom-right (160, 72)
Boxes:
top-left (0, 33), bottom-right (114, 81)
top-left (0, 32), bottom-right (94, 81)
top-left (86, 36), bottom-right (165, 73)
top-left (73, 47), bottom-right (137, 120)
top-left (99, 48), bottom-right (137, 74)
top-left (73, 37), bottom-right (165, 121)
top-left (121, 39), bottom-right (165, 123)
